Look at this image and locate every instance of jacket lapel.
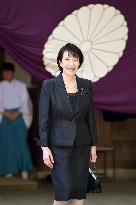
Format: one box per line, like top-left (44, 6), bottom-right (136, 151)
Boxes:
top-left (55, 73), bottom-right (82, 117)
top-left (74, 76), bottom-right (82, 115)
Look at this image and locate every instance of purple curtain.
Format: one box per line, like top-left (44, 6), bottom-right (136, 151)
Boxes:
top-left (0, 0), bottom-right (136, 113)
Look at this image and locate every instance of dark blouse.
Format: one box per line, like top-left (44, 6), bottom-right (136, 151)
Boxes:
top-left (67, 92), bottom-right (78, 112)
top-left (67, 92), bottom-right (78, 145)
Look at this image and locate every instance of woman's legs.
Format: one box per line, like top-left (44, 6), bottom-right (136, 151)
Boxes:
top-left (53, 200), bottom-right (69, 205)
top-left (71, 199), bottom-right (85, 205)
top-left (53, 199), bottom-right (85, 205)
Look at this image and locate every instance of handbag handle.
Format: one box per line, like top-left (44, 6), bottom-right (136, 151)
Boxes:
top-left (89, 162), bottom-right (97, 174)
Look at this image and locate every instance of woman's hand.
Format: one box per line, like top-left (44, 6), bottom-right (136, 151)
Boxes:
top-left (41, 147), bottom-right (54, 169)
top-left (90, 146), bottom-right (97, 163)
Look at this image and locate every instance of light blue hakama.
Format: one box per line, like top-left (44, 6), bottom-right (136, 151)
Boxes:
top-left (0, 108), bottom-right (33, 175)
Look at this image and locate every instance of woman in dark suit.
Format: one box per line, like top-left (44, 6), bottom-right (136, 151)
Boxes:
top-left (37, 43), bottom-right (98, 205)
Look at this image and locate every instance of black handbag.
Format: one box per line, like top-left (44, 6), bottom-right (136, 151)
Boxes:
top-left (87, 162), bottom-right (102, 193)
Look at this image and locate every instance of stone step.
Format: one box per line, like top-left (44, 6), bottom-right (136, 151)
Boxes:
top-left (0, 176), bottom-right (39, 190)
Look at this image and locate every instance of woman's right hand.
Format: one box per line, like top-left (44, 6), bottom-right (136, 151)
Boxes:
top-left (41, 147), bottom-right (54, 169)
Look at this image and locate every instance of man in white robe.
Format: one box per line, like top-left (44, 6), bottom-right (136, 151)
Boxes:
top-left (0, 63), bottom-right (33, 179)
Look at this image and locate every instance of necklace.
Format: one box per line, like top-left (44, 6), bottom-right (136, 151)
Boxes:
top-left (65, 80), bottom-right (76, 89)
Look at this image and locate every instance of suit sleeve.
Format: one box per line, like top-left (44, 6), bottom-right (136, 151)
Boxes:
top-left (36, 80), bottom-right (51, 147)
top-left (87, 81), bottom-right (98, 146)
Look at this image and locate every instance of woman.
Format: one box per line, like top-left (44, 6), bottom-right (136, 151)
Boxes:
top-left (37, 43), bottom-right (98, 205)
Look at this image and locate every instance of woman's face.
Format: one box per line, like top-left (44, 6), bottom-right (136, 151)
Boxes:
top-left (59, 51), bottom-right (80, 76)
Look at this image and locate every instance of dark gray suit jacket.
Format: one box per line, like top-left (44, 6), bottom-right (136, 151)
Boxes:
top-left (36, 73), bottom-right (98, 147)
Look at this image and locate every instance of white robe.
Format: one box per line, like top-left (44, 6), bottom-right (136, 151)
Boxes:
top-left (0, 79), bottom-right (33, 128)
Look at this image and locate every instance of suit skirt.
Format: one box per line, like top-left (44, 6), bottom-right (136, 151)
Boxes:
top-left (50, 144), bottom-right (90, 201)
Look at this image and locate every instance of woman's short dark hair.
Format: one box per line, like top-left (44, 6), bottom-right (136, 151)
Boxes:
top-left (57, 43), bottom-right (84, 73)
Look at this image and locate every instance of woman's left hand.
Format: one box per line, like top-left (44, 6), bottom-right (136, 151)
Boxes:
top-left (90, 146), bottom-right (97, 163)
